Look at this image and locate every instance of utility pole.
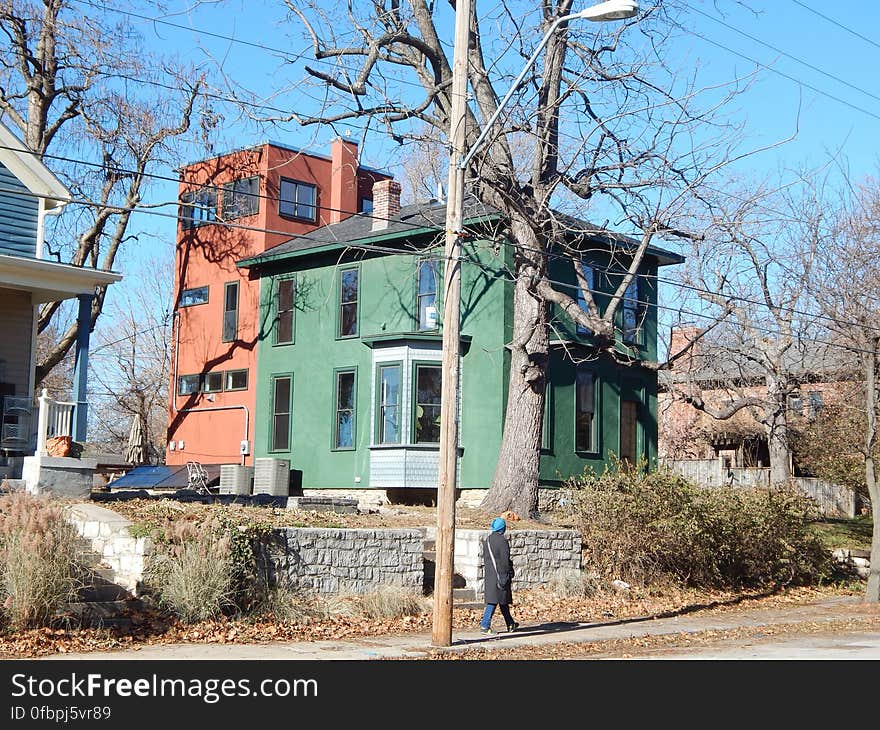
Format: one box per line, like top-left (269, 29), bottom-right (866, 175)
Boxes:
top-left (432, 0), bottom-right (472, 648)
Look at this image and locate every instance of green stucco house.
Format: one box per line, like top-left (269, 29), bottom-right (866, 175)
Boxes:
top-left (238, 181), bottom-right (683, 497)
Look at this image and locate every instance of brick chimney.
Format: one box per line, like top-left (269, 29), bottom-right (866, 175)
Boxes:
top-left (371, 179), bottom-right (401, 230)
top-left (669, 325), bottom-right (701, 372)
top-left (330, 137), bottom-right (359, 224)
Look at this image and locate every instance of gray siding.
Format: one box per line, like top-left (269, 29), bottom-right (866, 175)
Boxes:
top-left (0, 161), bottom-right (39, 258)
top-left (0, 288), bottom-right (34, 396)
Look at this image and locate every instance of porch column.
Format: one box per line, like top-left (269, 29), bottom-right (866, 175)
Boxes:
top-left (72, 293), bottom-right (93, 443)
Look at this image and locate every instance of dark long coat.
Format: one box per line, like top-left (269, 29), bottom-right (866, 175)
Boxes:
top-left (483, 531), bottom-right (514, 605)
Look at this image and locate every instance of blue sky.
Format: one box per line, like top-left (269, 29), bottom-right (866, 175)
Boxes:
top-left (85, 0), bottom-right (880, 348)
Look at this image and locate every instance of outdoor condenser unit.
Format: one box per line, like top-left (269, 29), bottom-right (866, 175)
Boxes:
top-left (219, 464), bottom-right (254, 495)
top-left (252, 457), bottom-right (290, 496)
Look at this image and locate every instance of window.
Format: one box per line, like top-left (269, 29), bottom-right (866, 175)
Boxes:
top-left (275, 278), bottom-right (295, 345)
top-left (542, 379), bottom-right (552, 451)
top-left (575, 369), bottom-right (595, 452)
top-left (177, 374), bottom-right (201, 396)
top-left (203, 372), bottom-right (223, 393)
top-left (807, 391), bottom-right (824, 419)
top-left (334, 369), bottom-right (356, 449)
top-left (179, 286), bottom-right (208, 308)
top-left (180, 189), bottom-right (217, 230)
top-left (271, 375), bottom-right (292, 451)
top-left (223, 281), bottom-right (239, 342)
top-left (417, 259), bottom-right (438, 330)
top-left (413, 364), bottom-right (442, 443)
top-left (622, 277), bottom-right (644, 344)
top-left (377, 364), bottom-right (401, 444)
top-left (575, 262), bottom-right (594, 336)
top-left (360, 198), bottom-right (373, 214)
top-left (788, 394), bottom-right (803, 415)
top-left (339, 267), bottom-right (359, 337)
top-left (279, 178), bottom-right (317, 221)
top-left (222, 176), bottom-right (260, 219)
top-left (225, 369), bottom-right (248, 391)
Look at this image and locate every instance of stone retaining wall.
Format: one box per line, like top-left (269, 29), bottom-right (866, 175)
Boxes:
top-left (425, 527), bottom-right (581, 595)
top-left (267, 528), bottom-right (424, 594)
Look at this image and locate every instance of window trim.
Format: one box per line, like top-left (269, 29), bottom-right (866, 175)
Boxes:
top-left (179, 285), bottom-right (209, 308)
top-left (222, 280), bottom-right (239, 343)
top-left (411, 360), bottom-right (442, 445)
top-left (179, 188), bottom-right (218, 230)
top-left (273, 276), bottom-right (296, 346)
top-left (416, 257), bottom-right (439, 331)
top-left (269, 373), bottom-right (293, 453)
top-left (621, 276), bottom-right (646, 345)
top-left (278, 177), bottom-right (317, 222)
top-left (337, 264), bottom-right (361, 339)
top-left (574, 368), bottom-right (599, 455)
top-left (332, 367), bottom-right (358, 451)
top-left (575, 261), bottom-right (595, 336)
top-left (221, 175), bottom-right (260, 220)
top-left (374, 361), bottom-right (403, 445)
top-left (224, 369), bottom-right (249, 392)
top-left (541, 376), bottom-right (552, 453)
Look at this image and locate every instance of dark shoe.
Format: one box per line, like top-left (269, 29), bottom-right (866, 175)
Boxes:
top-left (507, 621), bottom-right (519, 633)
top-left (479, 626), bottom-right (496, 635)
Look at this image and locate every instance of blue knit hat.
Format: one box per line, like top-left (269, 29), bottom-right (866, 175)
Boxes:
top-left (491, 517), bottom-right (506, 533)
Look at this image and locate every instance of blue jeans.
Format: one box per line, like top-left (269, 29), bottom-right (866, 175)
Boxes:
top-left (480, 603), bottom-right (514, 630)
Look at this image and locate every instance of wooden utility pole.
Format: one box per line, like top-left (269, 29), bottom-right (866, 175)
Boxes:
top-left (432, 0), bottom-right (472, 648)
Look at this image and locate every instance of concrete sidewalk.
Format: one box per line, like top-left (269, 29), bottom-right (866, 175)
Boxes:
top-left (30, 594), bottom-right (874, 660)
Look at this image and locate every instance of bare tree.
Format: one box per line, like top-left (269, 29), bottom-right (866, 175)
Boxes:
top-left (812, 177), bottom-right (880, 602)
top-left (0, 0), bottom-right (205, 383)
top-left (264, 0), bottom-right (771, 515)
top-left (88, 255), bottom-right (174, 464)
top-left (668, 176), bottom-right (832, 485)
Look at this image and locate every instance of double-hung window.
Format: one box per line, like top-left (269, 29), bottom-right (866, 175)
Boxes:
top-left (413, 364), bottom-right (442, 443)
top-left (622, 277), bottom-right (644, 344)
top-left (575, 369), bottom-right (596, 452)
top-left (417, 259), bottom-right (438, 330)
top-left (377, 364), bottom-right (401, 444)
top-left (575, 262), bottom-right (595, 336)
top-left (222, 176), bottom-right (260, 219)
top-left (279, 178), bottom-right (317, 221)
top-left (271, 375), bottom-right (292, 451)
top-left (334, 370), bottom-right (356, 449)
top-left (223, 281), bottom-right (239, 342)
top-left (275, 278), bottom-right (295, 345)
top-left (339, 267), bottom-right (359, 337)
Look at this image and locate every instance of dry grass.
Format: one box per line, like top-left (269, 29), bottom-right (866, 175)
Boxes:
top-left (546, 568), bottom-right (602, 599)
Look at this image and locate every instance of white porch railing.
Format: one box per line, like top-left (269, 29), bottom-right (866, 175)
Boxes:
top-left (35, 388), bottom-right (76, 455)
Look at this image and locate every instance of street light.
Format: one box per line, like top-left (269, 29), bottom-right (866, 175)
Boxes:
top-left (432, 0), bottom-right (639, 649)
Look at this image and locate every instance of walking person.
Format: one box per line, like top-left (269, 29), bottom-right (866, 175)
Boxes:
top-left (480, 516), bottom-right (519, 635)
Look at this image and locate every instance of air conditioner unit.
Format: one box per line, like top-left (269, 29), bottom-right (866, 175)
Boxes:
top-left (219, 465), bottom-right (254, 496)
top-left (253, 457), bottom-right (290, 496)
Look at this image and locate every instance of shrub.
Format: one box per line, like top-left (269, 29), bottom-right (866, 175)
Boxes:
top-left (546, 568), bottom-right (601, 598)
top-left (143, 514), bottom-right (271, 623)
top-left (352, 585), bottom-right (429, 619)
top-left (0, 493), bottom-right (83, 630)
top-left (250, 583), bottom-right (324, 624)
top-left (562, 460), bottom-right (832, 589)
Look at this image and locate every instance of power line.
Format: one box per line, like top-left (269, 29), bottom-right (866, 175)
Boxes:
top-left (790, 0), bottom-right (880, 54)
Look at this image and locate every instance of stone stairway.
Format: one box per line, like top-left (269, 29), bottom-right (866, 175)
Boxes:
top-left (422, 536), bottom-right (482, 609)
top-left (63, 504), bottom-right (150, 629)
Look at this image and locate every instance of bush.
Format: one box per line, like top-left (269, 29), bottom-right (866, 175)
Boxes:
top-left (546, 568), bottom-right (601, 598)
top-left (0, 493), bottom-right (83, 630)
top-left (562, 460), bottom-right (832, 589)
top-left (143, 514), bottom-right (270, 623)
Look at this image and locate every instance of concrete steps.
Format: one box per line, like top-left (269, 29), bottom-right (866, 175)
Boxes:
top-left (423, 537), bottom-right (481, 609)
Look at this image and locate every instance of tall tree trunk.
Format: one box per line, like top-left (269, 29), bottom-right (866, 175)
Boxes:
top-left (865, 339), bottom-right (880, 602)
top-left (481, 221), bottom-right (547, 518)
top-left (766, 375), bottom-right (792, 485)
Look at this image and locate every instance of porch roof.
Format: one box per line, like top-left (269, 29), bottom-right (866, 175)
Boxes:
top-left (0, 255), bottom-right (122, 303)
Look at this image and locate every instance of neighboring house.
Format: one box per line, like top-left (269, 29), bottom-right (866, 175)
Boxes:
top-left (166, 138), bottom-right (389, 466)
top-left (658, 326), bottom-right (854, 469)
top-left (234, 180), bottom-right (683, 498)
top-left (0, 120), bottom-right (121, 480)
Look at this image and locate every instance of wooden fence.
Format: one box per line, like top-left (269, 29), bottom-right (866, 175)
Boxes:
top-left (659, 458), bottom-right (856, 518)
